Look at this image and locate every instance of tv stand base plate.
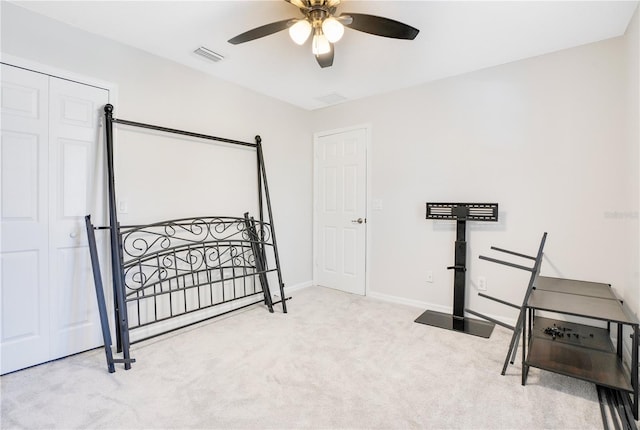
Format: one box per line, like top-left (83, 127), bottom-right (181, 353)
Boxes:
top-left (415, 310), bottom-right (495, 338)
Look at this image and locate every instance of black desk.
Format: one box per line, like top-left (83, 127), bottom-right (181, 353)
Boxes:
top-left (523, 276), bottom-right (639, 419)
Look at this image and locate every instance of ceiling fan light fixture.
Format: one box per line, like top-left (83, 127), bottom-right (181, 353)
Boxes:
top-left (312, 32), bottom-right (331, 55)
top-left (227, 1), bottom-right (420, 68)
top-left (289, 19), bottom-right (312, 45)
top-left (321, 16), bottom-right (344, 43)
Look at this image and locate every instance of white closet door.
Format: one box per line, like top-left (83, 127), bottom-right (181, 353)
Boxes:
top-left (1, 65), bottom-right (51, 373)
top-left (1, 65), bottom-right (109, 374)
top-left (48, 77), bottom-right (108, 359)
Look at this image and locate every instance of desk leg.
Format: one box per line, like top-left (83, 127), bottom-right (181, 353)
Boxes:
top-left (632, 325), bottom-right (638, 420)
top-left (616, 323), bottom-right (622, 359)
top-left (522, 308), bottom-right (528, 386)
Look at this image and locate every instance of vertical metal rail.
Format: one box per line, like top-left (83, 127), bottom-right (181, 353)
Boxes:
top-left (257, 135), bottom-right (264, 239)
top-left (103, 104), bottom-right (121, 346)
top-left (256, 139), bottom-right (268, 287)
top-left (243, 213), bottom-right (274, 312)
top-left (450, 219), bottom-right (467, 331)
top-left (104, 104), bottom-right (133, 370)
top-left (84, 215), bottom-right (116, 373)
top-left (255, 136), bottom-right (287, 313)
top-left (255, 136), bottom-right (267, 304)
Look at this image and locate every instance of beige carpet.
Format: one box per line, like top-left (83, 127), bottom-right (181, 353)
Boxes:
top-left (1, 286), bottom-right (609, 429)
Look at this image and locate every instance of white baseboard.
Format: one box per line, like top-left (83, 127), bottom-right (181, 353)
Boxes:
top-left (282, 281), bottom-right (313, 295)
top-left (366, 290), bottom-right (517, 328)
top-left (366, 290), bottom-right (449, 313)
top-left (297, 285), bottom-right (518, 328)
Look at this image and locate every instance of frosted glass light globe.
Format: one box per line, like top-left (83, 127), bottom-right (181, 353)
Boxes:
top-left (289, 19), bottom-right (312, 45)
top-left (312, 33), bottom-right (331, 55)
top-left (321, 17), bottom-right (344, 43)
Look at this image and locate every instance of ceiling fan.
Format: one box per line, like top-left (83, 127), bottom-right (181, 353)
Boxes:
top-left (227, 0), bottom-right (419, 68)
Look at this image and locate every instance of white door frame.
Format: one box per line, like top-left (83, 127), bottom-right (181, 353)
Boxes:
top-left (312, 124), bottom-right (372, 295)
top-left (1, 54), bottom-right (119, 103)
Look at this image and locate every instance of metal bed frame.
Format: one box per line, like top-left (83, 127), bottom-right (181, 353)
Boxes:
top-left (86, 104), bottom-right (287, 373)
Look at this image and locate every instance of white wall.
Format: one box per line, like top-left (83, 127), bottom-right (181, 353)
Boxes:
top-left (2, 1), bottom-right (638, 325)
top-left (1, 2), bottom-right (314, 290)
top-left (624, 5), bottom-right (640, 321)
top-left (312, 25), bottom-right (639, 325)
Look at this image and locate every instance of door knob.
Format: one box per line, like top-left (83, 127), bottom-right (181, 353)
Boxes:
top-left (70, 231), bottom-right (78, 238)
top-left (351, 218), bottom-right (364, 224)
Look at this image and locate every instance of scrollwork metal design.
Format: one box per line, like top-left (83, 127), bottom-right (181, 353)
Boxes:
top-left (120, 217), bottom-right (269, 259)
top-left (119, 215), bottom-right (276, 330)
top-left (123, 242), bottom-right (257, 294)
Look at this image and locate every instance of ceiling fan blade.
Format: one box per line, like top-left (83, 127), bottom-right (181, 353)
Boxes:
top-left (341, 13), bottom-right (419, 40)
top-left (315, 44), bottom-right (334, 68)
top-left (228, 19), bottom-right (294, 44)
top-left (285, 0), bottom-right (307, 9)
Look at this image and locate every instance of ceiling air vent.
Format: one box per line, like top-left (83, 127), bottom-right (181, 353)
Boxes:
top-left (315, 92), bottom-right (348, 105)
top-left (194, 46), bottom-right (224, 63)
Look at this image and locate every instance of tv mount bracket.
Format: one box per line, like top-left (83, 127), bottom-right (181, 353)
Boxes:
top-left (415, 202), bottom-right (499, 338)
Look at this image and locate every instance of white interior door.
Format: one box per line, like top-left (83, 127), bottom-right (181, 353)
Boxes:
top-left (314, 127), bottom-right (368, 295)
top-left (1, 64), bottom-right (109, 374)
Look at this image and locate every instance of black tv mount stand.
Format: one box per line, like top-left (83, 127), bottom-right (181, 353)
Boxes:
top-left (415, 202), bottom-right (499, 338)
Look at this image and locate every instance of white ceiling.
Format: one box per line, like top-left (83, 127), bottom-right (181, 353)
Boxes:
top-left (11, 0), bottom-right (638, 110)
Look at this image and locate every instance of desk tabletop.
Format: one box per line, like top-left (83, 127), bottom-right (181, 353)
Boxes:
top-left (527, 288), bottom-right (636, 325)
top-left (535, 276), bottom-right (615, 300)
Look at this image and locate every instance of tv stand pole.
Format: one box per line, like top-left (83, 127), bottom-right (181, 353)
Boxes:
top-left (415, 203), bottom-right (499, 338)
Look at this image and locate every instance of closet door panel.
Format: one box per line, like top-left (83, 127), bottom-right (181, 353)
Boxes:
top-left (0, 65), bottom-right (50, 374)
top-left (48, 77), bottom-right (108, 359)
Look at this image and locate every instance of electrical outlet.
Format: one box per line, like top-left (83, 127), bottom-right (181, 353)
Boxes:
top-left (426, 271), bottom-right (433, 283)
top-left (478, 276), bottom-right (487, 291)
